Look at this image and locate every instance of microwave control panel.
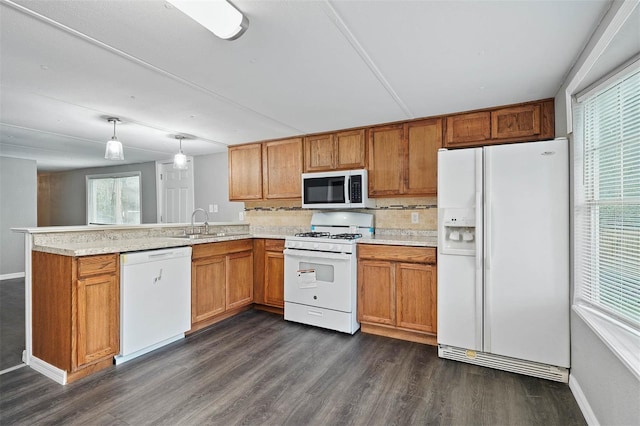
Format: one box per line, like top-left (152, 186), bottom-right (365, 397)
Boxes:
top-left (350, 175), bottom-right (362, 202)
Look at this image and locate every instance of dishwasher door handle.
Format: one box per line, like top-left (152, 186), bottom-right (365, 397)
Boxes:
top-left (148, 251), bottom-right (175, 259)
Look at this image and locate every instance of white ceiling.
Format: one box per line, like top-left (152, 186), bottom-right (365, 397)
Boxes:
top-left (0, 0), bottom-right (618, 171)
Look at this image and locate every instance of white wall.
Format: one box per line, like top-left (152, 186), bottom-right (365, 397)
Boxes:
top-left (193, 151), bottom-right (244, 222)
top-left (0, 157), bottom-right (37, 276)
top-left (555, 1), bottom-right (640, 424)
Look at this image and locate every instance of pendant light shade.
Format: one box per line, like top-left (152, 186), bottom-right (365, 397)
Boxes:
top-left (173, 135), bottom-right (188, 169)
top-left (105, 118), bottom-right (124, 160)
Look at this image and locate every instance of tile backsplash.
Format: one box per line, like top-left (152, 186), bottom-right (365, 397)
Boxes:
top-left (244, 197), bottom-right (437, 232)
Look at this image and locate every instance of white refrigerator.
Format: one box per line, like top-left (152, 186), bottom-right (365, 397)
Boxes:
top-left (437, 138), bottom-right (570, 382)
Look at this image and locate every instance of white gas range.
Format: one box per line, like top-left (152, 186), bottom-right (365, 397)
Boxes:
top-left (283, 211), bottom-right (374, 334)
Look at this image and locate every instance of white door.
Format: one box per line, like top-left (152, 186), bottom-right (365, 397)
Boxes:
top-left (484, 139), bottom-right (569, 367)
top-left (156, 160), bottom-right (194, 223)
top-left (437, 148), bottom-right (483, 351)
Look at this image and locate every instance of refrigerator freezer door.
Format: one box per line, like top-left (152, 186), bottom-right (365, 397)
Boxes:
top-left (437, 148), bottom-right (483, 350)
top-left (483, 139), bottom-right (569, 368)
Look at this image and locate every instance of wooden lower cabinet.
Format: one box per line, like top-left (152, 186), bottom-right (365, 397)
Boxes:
top-left (357, 244), bottom-right (437, 345)
top-left (32, 252), bottom-right (119, 383)
top-left (253, 239), bottom-right (285, 313)
top-left (190, 240), bottom-right (254, 332)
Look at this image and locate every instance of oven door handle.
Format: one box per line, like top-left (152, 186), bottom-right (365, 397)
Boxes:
top-left (284, 248), bottom-right (352, 261)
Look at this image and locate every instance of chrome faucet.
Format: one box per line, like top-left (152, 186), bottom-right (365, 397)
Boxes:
top-left (190, 208), bottom-right (209, 234)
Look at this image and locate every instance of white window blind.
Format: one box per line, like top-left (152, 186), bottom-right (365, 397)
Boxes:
top-left (574, 68), bottom-right (640, 329)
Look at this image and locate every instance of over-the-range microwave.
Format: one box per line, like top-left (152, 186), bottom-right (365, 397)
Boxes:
top-left (301, 169), bottom-right (375, 209)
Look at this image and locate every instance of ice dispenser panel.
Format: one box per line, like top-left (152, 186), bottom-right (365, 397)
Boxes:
top-left (441, 208), bottom-right (476, 255)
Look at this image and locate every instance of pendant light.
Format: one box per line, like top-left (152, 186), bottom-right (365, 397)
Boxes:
top-left (105, 117), bottom-right (124, 160)
top-left (173, 135), bottom-right (188, 169)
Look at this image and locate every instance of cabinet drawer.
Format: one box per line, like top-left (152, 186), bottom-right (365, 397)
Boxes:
top-left (192, 239), bottom-right (253, 260)
top-left (358, 244), bottom-right (436, 264)
top-left (77, 254), bottom-right (118, 278)
top-left (265, 239), bottom-right (285, 251)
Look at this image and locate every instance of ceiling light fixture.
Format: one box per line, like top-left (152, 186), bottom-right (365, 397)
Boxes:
top-left (167, 0), bottom-right (249, 40)
top-left (173, 135), bottom-right (188, 169)
top-left (105, 117), bottom-right (124, 160)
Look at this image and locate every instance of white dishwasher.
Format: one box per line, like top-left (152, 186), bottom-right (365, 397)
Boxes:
top-left (115, 246), bottom-right (192, 365)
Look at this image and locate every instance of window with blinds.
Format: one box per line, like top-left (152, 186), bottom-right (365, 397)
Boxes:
top-left (574, 67), bottom-right (640, 330)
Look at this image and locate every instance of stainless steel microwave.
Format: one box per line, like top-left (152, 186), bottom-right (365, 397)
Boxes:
top-left (301, 169), bottom-right (374, 209)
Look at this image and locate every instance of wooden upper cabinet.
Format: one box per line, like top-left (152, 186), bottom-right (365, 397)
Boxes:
top-left (368, 120), bottom-right (441, 197)
top-left (444, 99), bottom-right (554, 148)
top-left (368, 125), bottom-right (404, 196)
top-left (263, 138), bottom-right (303, 199)
top-left (405, 119), bottom-right (442, 195)
top-left (228, 143), bottom-right (262, 200)
top-left (491, 104), bottom-right (540, 139)
top-left (445, 111), bottom-right (491, 147)
top-left (304, 133), bottom-right (334, 172)
top-left (335, 129), bottom-right (366, 169)
top-left (304, 129), bottom-right (365, 172)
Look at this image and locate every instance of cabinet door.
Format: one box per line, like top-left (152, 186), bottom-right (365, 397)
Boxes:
top-left (76, 273), bottom-right (119, 367)
top-left (405, 119), bottom-right (442, 195)
top-left (304, 133), bottom-right (334, 172)
top-left (491, 104), bottom-right (541, 140)
top-left (396, 263), bottom-right (437, 333)
top-left (263, 138), bottom-right (303, 199)
top-left (368, 125), bottom-right (404, 196)
top-left (358, 260), bottom-right (395, 325)
top-left (229, 144), bottom-right (263, 200)
top-left (264, 250), bottom-right (284, 308)
top-left (444, 111), bottom-right (491, 147)
top-left (335, 129), bottom-right (366, 170)
top-left (192, 256), bottom-right (226, 323)
top-left (226, 251), bottom-right (254, 309)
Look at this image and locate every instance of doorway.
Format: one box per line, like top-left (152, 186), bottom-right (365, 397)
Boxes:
top-left (156, 159), bottom-right (195, 223)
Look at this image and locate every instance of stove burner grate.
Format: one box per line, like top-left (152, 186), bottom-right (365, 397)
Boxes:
top-left (294, 231), bottom-right (331, 238)
top-left (330, 233), bottom-right (363, 240)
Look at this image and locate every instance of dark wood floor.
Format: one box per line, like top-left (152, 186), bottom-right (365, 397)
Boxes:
top-left (0, 278), bottom-right (25, 371)
top-left (0, 310), bottom-right (585, 425)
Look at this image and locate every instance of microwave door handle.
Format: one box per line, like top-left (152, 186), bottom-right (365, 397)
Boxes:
top-left (346, 177), bottom-right (351, 202)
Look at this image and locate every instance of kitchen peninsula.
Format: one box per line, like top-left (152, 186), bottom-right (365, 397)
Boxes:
top-left (15, 223), bottom-right (437, 384)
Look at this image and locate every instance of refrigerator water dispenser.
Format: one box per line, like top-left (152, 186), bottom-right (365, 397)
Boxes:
top-left (440, 208), bottom-right (476, 255)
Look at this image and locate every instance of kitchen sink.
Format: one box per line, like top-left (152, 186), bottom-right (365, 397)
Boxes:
top-left (170, 232), bottom-right (250, 240)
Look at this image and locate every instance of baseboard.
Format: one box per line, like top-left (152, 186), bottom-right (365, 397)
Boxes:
top-left (0, 272), bottom-right (25, 281)
top-left (569, 375), bottom-right (600, 426)
top-left (29, 356), bottom-right (66, 385)
top-left (0, 363), bottom-right (26, 375)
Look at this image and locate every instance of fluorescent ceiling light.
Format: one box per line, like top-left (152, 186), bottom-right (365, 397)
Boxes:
top-left (168, 0), bottom-right (249, 40)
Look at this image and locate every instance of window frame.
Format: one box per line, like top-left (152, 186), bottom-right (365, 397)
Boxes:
top-left (86, 171), bottom-right (142, 225)
top-left (572, 61), bottom-right (640, 379)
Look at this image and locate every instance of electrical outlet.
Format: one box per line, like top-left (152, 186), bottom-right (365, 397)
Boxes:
top-left (213, 204), bottom-right (219, 213)
top-left (238, 211), bottom-right (245, 221)
top-left (411, 212), bottom-right (419, 224)
top-left (208, 204), bottom-right (214, 213)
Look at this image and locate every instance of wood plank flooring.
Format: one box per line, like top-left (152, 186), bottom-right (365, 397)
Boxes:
top-left (0, 278), bottom-right (25, 371)
top-left (0, 310), bottom-right (585, 425)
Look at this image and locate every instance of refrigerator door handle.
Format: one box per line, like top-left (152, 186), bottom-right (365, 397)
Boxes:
top-left (475, 149), bottom-right (484, 350)
top-left (483, 148), bottom-right (492, 352)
